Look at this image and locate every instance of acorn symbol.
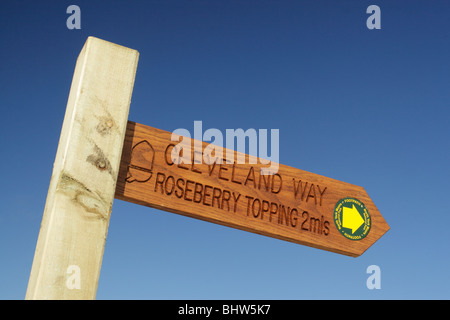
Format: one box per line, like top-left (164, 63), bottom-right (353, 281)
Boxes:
top-left (125, 140), bottom-right (155, 183)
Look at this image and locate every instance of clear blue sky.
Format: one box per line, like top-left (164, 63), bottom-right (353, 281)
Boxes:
top-left (0, 0), bottom-right (449, 299)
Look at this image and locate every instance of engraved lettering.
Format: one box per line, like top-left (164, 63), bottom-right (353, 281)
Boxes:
top-left (165, 144), bottom-right (175, 166)
top-left (290, 208), bottom-right (298, 227)
top-left (208, 158), bottom-right (218, 176)
top-left (292, 178), bottom-right (326, 206)
top-left (203, 185), bottom-right (213, 206)
top-left (261, 200), bottom-right (270, 220)
top-left (269, 202), bottom-right (278, 222)
top-left (221, 190), bottom-right (231, 211)
top-left (175, 177), bottom-right (185, 198)
top-left (184, 180), bottom-right (194, 201)
top-left (155, 172), bottom-right (166, 193)
top-left (259, 174), bottom-right (270, 192)
top-left (244, 166), bottom-right (256, 188)
top-left (191, 150), bottom-right (202, 174)
top-left (232, 192), bottom-right (241, 212)
top-left (271, 173), bottom-right (282, 194)
top-left (252, 198), bottom-right (261, 218)
top-left (310, 216), bottom-right (321, 233)
top-left (165, 175), bottom-right (175, 195)
top-left (301, 211), bottom-right (309, 231)
top-left (178, 159), bottom-right (189, 170)
top-left (218, 164), bottom-right (229, 181)
top-left (306, 183), bottom-right (316, 205)
top-left (293, 179), bottom-right (309, 201)
top-left (245, 195), bottom-right (254, 216)
top-left (193, 182), bottom-right (203, 203)
top-left (278, 204), bottom-right (288, 226)
top-left (212, 187), bottom-right (222, 209)
top-left (323, 220), bottom-right (330, 235)
top-left (231, 163), bottom-right (242, 184)
top-left (278, 205), bottom-right (297, 227)
top-left (317, 185), bottom-right (327, 206)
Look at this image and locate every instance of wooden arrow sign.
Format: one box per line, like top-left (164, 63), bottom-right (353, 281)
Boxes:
top-left (115, 121), bottom-right (389, 257)
top-left (27, 37), bottom-right (390, 300)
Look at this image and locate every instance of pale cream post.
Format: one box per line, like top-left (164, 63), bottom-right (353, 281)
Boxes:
top-left (26, 37), bottom-right (139, 299)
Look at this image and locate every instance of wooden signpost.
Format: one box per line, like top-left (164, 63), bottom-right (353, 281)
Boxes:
top-left (26, 37), bottom-right (139, 300)
top-left (115, 122), bottom-right (389, 258)
top-left (26, 37), bottom-right (389, 300)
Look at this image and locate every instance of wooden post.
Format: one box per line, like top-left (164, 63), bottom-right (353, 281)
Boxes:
top-left (26, 37), bottom-right (139, 299)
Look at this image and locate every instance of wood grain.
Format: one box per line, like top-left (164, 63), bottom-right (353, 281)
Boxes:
top-left (26, 37), bottom-right (139, 299)
top-left (116, 122), bottom-right (389, 257)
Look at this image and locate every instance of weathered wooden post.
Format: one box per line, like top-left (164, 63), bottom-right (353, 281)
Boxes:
top-left (26, 37), bottom-right (139, 299)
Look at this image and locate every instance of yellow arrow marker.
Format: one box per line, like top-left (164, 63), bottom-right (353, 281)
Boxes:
top-left (342, 204), bottom-right (365, 234)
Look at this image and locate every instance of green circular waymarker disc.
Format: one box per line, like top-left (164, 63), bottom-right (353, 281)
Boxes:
top-left (333, 197), bottom-right (371, 240)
